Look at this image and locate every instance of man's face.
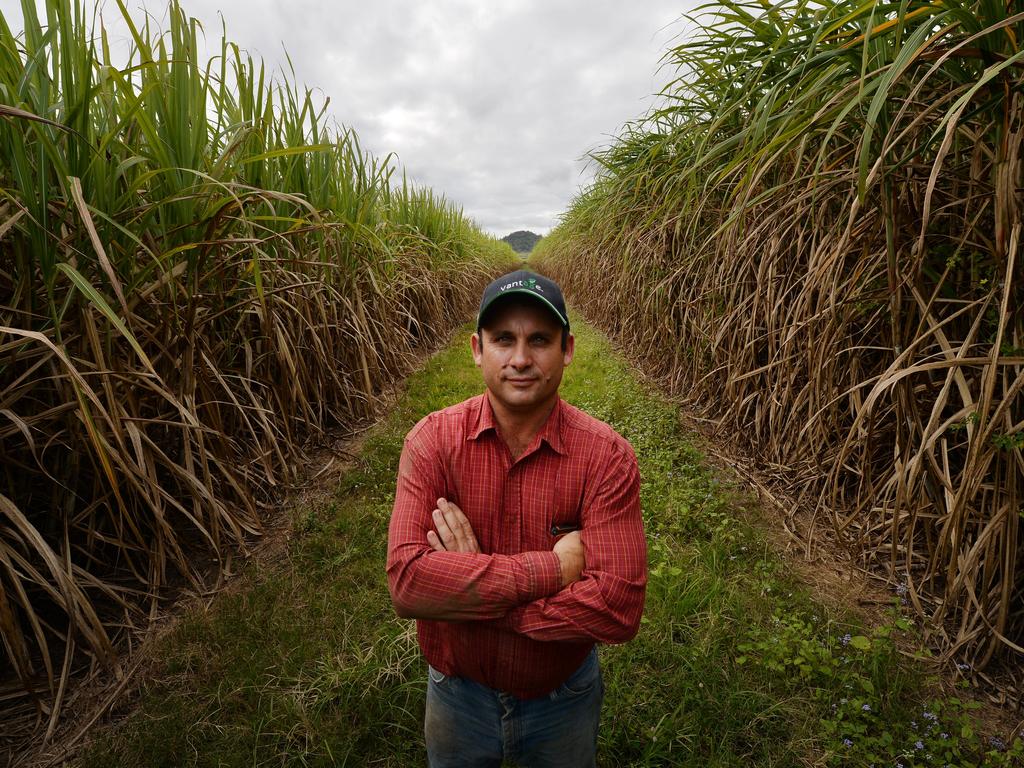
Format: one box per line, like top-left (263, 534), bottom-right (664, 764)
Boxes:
top-left (471, 299), bottom-right (574, 414)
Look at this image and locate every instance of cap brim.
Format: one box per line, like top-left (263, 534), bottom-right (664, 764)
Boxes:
top-left (477, 288), bottom-right (569, 328)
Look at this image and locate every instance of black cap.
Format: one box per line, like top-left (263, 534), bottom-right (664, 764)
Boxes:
top-left (477, 270), bottom-right (569, 330)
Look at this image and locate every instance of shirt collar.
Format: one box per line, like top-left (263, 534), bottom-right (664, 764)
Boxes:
top-left (470, 392), bottom-right (499, 440)
top-left (469, 393), bottom-right (567, 456)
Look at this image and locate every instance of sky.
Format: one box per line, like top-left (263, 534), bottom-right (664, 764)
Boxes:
top-left (0, 0), bottom-right (702, 235)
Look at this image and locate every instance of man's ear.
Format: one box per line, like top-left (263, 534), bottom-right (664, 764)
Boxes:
top-left (563, 333), bottom-right (575, 366)
top-left (471, 332), bottom-right (483, 366)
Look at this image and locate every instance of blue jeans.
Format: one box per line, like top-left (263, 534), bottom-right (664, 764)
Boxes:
top-left (424, 648), bottom-right (604, 767)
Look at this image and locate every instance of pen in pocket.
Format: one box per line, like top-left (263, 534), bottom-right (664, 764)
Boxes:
top-left (550, 523), bottom-right (580, 536)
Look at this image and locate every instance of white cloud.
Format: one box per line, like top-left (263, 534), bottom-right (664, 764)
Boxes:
top-left (0, 0), bottom-right (700, 235)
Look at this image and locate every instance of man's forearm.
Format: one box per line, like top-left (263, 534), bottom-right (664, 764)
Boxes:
top-left (388, 437), bottom-right (567, 621)
top-left (496, 569), bottom-right (646, 643)
top-left (388, 497), bottom-right (585, 622)
top-left (386, 546), bottom-right (562, 621)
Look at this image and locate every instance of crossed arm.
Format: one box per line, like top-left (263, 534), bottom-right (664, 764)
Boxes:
top-left (385, 431), bottom-right (647, 644)
top-left (427, 497), bottom-right (586, 585)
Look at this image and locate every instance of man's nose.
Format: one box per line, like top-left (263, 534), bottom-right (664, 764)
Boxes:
top-left (508, 341), bottom-right (531, 368)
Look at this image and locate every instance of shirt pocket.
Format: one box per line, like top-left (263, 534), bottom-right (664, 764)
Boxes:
top-left (547, 485), bottom-right (582, 539)
top-left (523, 458), bottom-right (582, 549)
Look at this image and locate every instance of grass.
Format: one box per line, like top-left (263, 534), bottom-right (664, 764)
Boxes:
top-left (74, 318), bottom-right (1020, 767)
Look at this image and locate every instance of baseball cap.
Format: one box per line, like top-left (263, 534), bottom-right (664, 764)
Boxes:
top-left (477, 270), bottom-right (570, 330)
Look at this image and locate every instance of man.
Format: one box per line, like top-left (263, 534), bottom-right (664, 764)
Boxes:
top-left (386, 270), bottom-right (647, 767)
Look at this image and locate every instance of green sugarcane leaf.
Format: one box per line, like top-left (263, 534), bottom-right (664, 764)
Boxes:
top-left (56, 262), bottom-right (155, 374)
top-left (241, 144), bottom-right (335, 164)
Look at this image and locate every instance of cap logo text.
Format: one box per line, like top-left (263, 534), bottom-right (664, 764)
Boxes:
top-left (499, 278), bottom-right (542, 293)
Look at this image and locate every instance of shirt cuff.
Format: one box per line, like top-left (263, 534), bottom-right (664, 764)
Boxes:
top-left (519, 550), bottom-right (562, 601)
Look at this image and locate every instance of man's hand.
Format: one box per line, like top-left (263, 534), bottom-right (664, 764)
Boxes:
top-left (426, 498), bottom-right (481, 553)
top-left (425, 497), bottom-right (584, 587)
top-left (553, 531), bottom-right (585, 587)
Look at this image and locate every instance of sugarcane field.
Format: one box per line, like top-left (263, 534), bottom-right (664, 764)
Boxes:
top-left (1, 1), bottom-right (1023, 766)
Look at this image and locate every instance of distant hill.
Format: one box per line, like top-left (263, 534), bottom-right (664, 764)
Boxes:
top-left (501, 230), bottom-right (542, 254)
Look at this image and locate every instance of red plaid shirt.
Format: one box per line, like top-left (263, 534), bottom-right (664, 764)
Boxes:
top-left (386, 392), bottom-right (646, 699)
